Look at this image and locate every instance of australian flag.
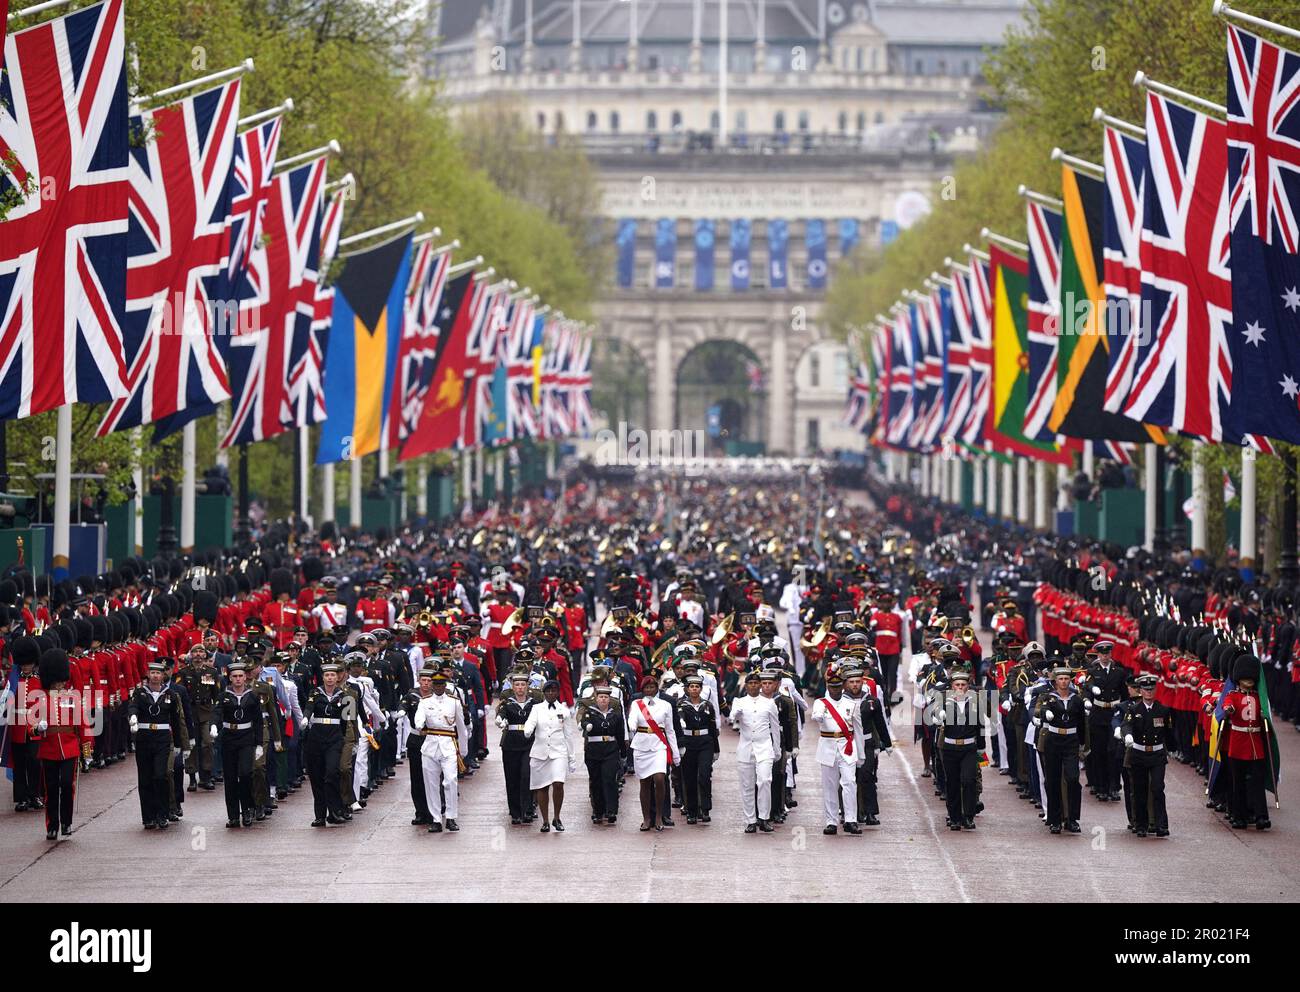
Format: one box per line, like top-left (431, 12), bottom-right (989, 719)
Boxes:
top-left (1225, 25), bottom-right (1300, 444)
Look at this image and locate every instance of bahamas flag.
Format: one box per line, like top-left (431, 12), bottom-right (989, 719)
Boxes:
top-left (315, 232), bottom-right (413, 464)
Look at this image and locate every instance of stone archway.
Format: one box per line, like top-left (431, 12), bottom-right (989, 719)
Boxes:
top-left (676, 339), bottom-right (767, 453)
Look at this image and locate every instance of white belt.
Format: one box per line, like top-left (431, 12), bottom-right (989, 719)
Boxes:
top-left (138, 723), bottom-right (171, 732)
top-left (586, 735), bottom-right (616, 742)
top-left (1231, 725), bottom-right (1261, 734)
top-left (223, 721), bottom-right (253, 730)
top-left (1132, 743), bottom-right (1163, 752)
top-left (1092, 700), bottom-right (1115, 708)
top-left (1044, 725), bottom-right (1076, 735)
top-left (943, 736), bottom-right (976, 746)
top-left (506, 724), bottom-right (527, 731)
top-left (311, 717), bottom-right (342, 725)
top-left (682, 729), bottom-right (710, 736)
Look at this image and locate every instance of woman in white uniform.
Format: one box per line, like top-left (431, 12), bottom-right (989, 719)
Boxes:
top-left (626, 676), bottom-right (681, 832)
top-left (522, 680), bottom-right (576, 832)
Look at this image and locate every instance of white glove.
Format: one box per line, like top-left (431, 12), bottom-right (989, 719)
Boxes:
top-left (1123, 734), bottom-right (1134, 747)
top-left (791, 748), bottom-right (799, 758)
top-left (1083, 700), bottom-right (1092, 711)
top-left (882, 747), bottom-right (894, 756)
top-left (477, 709), bottom-right (484, 719)
top-left (1031, 717), bottom-right (1042, 727)
top-left (209, 723), bottom-right (218, 740)
top-left (1091, 685), bottom-right (1101, 696)
top-left (172, 747), bottom-right (181, 759)
top-left (567, 758), bottom-right (577, 774)
top-left (182, 750), bottom-right (190, 762)
top-left (999, 699), bottom-right (1011, 713)
top-left (36, 719), bottom-right (48, 733)
top-left (129, 715), bottom-right (139, 734)
top-left (254, 745), bottom-right (264, 760)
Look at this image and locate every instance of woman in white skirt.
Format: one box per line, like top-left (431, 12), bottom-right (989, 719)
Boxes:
top-left (627, 676), bottom-right (682, 832)
top-left (522, 680), bottom-right (576, 832)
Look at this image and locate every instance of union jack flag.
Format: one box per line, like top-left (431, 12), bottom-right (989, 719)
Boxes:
top-left (569, 332), bottom-right (593, 437)
top-left (844, 362), bottom-right (874, 434)
top-left (936, 283), bottom-right (970, 448)
top-left (227, 115), bottom-right (281, 295)
top-left (1101, 125), bottom-right (1148, 414)
top-left (1024, 201), bottom-right (1062, 442)
top-left (1226, 26), bottom-right (1300, 445)
top-left (885, 308), bottom-right (915, 448)
top-left (960, 257), bottom-right (992, 447)
top-left (389, 240), bottom-right (451, 447)
top-left (291, 184), bottom-right (346, 427)
top-left (0, 0), bottom-right (129, 420)
top-left (223, 157), bottom-right (325, 447)
top-left (461, 282), bottom-right (507, 448)
top-left (98, 76), bottom-right (240, 435)
top-left (869, 321), bottom-right (890, 444)
top-left (505, 300), bottom-right (540, 441)
top-left (918, 288), bottom-right (948, 451)
top-left (538, 319), bottom-right (569, 439)
top-left (1122, 91), bottom-right (1234, 442)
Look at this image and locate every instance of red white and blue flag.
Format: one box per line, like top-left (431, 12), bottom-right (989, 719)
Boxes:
top-left (886, 308), bottom-right (915, 448)
top-left (961, 257), bottom-right (993, 447)
top-left (1024, 201), bottom-right (1062, 442)
top-left (1101, 125), bottom-right (1148, 414)
top-left (0, 0), bottom-right (129, 420)
top-left (292, 183), bottom-right (346, 428)
top-left (389, 240), bottom-right (452, 447)
top-left (222, 157), bottom-right (326, 446)
top-left (98, 76), bottom-right (241, 435)
top-left (1225, 26), bottom-right (1300, 445)
top-left (226, 115), bottom-right (281, 297)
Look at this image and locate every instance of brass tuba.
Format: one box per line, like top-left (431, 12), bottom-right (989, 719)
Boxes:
top-left (709, 611), bottom-right (735, 646)
top-left (501, 607), bottom-right (526, 637)
top-left (960, 626), bottom-right (975, 646)
top-left (800, 616), bottom-right (831, 652)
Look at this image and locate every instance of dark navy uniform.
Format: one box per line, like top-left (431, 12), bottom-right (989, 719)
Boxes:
top-left (581, 699), bottom-right (626, 821)
top-left (1121, 693), bottom-right (1171, 836)
top-left (673, 696), bottom-right (719, 823)
top-left (303, 684), bottom-right (349, 824)
top-left (1036, 679), bottom-right (1086, 833)
top-left (217, 682), bottom-right (264, 826)
top-left (496, 691), bottom-right (535, 823)
top-left (127, 677), bottom-right (189, 828)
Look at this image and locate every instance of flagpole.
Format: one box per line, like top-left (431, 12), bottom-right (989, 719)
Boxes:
top-left (337, 211), bottom-right (424, 251)
top-left (1241, 446), bottom-right (1258, 580)
top-left (135, 58), bottom-right (255, 107)
top-left (1132, 71), bottom-right (1227, 117)
top-left (1049, 147), bottom-right (1104, 179)
top-left (350, 456), bottom-right (363, 530)
top-left (238, 98), bottom-right (294, 131)
top-left (51, 405), bottom-right (72, 579)
top-left (7, 0), bottom-right (78, 22)
top-left (1191, 443), bottom-right (1207, 568)
top-left (1017, 185), bottom-right (1064, 210)
top-left (1033, 459), bottom-right (1048, 530)
top-left (1212, 0), bottom-right (1300, 45)
top-left (979, 228), bottom-right (1028, 254)
top-left (1091, 107), bottom-right (1145, 139)
top-left (324, 173), bottom-right (355, 195)
top-left (1144, 443), bottom-right (1158, 552)
top-left (273, 140), bottom-right (343, 175)
top-left (322, 462), bottom-right (335, 526)
top-left (411, 227), bottom-right (443, 246)
top-left (131, 428), bottom-right (144, 556)
top-left (181, 420), bottom-right (196, 554)
top-left (449, 256), bottom-right (485, 277)
top-left (298, 426), bottom-right (310, 525)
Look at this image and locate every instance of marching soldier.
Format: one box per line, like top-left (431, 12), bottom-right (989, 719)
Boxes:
top-left (1035, 664), bottom-right (1086, 835)
top-left (844, 664), bottom-right (891, 825)
top-left (413, 666), bottom-right (469, 832)
top-left (1082, 640), bottom-right (1126, 803)
top-left (302, 660), bottom-right (350, 826)
top-left (176, 645), bottom-right (220, 792)
top-left (402, 665), bottom-right (435, 826)
top-left (580, 684), bottom-right (625, 824)
top-left (247, 646), bottom-right (284, 821)
top-left (127, 658), bottom-right (190, 829)
top-left (936, 666), bottom-right (986, 831)
top-left (810, 670), bottom-right (861, 835)
top-left (1221, 655), bottom-right (1273, 831)
top-left (496, 670), bottom-right (537, 825)
top-left (215, 659), bottom-right (263, 829)
top-left (1121, 673), bottom-right (1171, 837)
top-left (729, 669), bottom-right (781, 834)
top-left (673, 673), bottom-right (719, 824)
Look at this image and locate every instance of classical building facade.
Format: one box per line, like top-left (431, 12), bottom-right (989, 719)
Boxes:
top-left (429, 0), bottom-right (1025, 455)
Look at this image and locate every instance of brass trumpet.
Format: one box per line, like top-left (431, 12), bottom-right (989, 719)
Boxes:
top-left (502, 607), bottom-right (526, 636)
top-left (960, 626), bottom-right (975, 646)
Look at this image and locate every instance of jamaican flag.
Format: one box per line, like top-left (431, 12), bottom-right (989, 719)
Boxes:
top-left (988, 244), bottom-right (1070, 463)
top-left (1049, 166), bottom-right (1163, 443)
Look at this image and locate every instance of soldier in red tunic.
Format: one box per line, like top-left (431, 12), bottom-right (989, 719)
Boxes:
top-left (261, 568), bottom-right (301, 649)
top-left (30, 647), bottom-right (94, 840)
top-left (1220, 654), bottom-right (1274, 831)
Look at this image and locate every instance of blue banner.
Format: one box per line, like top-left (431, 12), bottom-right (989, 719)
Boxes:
top-left (839, 218), bottom-right (860, 256)
top-left (655, 218), bottom-right (676, 288)
top-left (694, 219), bottom-right (715, 291)
top-left (806, 219), bottom-right (827, 289)
top-left (880, 220), bottom-right (899, 245)
top-left (768, 219), bottom-right (788, 289)
top-left (616, 218), bottom-right (637, 288)
top-left (730, 219), bottom-right (751, 290)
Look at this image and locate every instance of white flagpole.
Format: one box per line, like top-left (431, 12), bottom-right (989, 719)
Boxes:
top-left (1050, 147), bottom-right (1105, 179)
top-left (411, 227), bottom-right (443, 246)
top-left (1144, 443), bottom-right (1158, 552)
top-left (7, 0), bottom-right (78, 22)
top-left (350, 456), bottom-right (363, 529)
top-left (1091, 107), bottom-right (1145, 139)
top-left (337, 211), bottom-right (425, 251)
top-left (52, 405), bottom-right (72, 576)
top-left (131, 428), bottom-right (144, 555)
top-left (1017, 185), bottom-right (1064, 209)
top-left (238, 99), bottom-right (294, 131)
top-left (979, 228), bottom-right (1028, 254)
top-left (1132, 71), bottom-right (1227, 117)
top-left (1241, 446), bottom-right (1258, 575)
top-left (181, 420), bottom-right (197, 553)
top-left (298, 426), bottom-right (310, 523)
top-left (1213, 0), bottom-right (1300, 45)
top-left (322, 462), bottom-right (336, 525)
top-left (135, 59), bottom-right (255, 107)
top-left (1191, 444), bottom-right (1208, 563)
top-left (273, 140), bottom-right (343, 174)
top-left (1034, 460), bottom-right (1048, 530)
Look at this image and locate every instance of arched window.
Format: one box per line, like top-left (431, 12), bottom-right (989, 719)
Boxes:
top-left (797, 110), bottom-right (810, 131)
top-left (646, 110), bottom-right (658, 131)
top-left (735, 109), bottom-right (747, 132)
top-left (586, 111), bottom-right (598, 131)
top-left (837, 111), bottom-right (848, 133)
top-left (774, 110), bottom-right (786, 131)
top-left (856, 111), bottom-right (866, 132)
top-left (670, 109), bottom-right (683, 130)
top-left (810, 352), bottom-right (821, 388)
top-left (709, 110), bottom-right (720, 132)
top-left (609, 110), bottom-right (620, 132)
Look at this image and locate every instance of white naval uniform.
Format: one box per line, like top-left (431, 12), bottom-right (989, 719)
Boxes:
top-left (779, 582), bottom-right (808, 676)
top-left (312, 601), bottom-right (348, 631)
top-left (522, 700), bottom-right (576, 789)
top-left (811, 693), bottom-right (859, 827)
top-left (414, 691), bottom-right (468, 823)
top-left (348, 674), bottom-right (385, 800)
top-left (729, 693), bottom-right (782, 824)
top-left (626, 695), bottom-right (681, 778)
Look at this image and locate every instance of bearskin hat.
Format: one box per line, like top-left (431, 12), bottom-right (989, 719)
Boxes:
top-left (269, 567), bottom-right (294, 599)
top-left (39, 648), bottom-right (70, 686)
top-left (1232, 653), bottom-right (1261, 684)
top-left (9, 635), bottom-right (39, 668)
